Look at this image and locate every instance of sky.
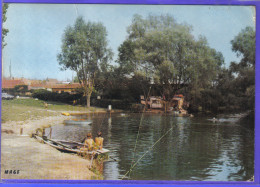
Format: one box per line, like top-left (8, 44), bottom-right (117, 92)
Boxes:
top-left (2, 4), bottom-right (255, 81)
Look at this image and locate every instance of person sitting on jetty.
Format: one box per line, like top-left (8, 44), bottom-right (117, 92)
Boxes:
top-left (80, 133), bottom-right (95, 152)
top-left (95, 132), bottom-right (104, 150)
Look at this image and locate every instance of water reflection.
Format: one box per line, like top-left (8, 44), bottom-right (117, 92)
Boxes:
top-left (45, 113), bottom-right (254, 181)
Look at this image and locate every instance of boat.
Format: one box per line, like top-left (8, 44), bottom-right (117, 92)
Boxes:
top-left (61, 112), bottom-right (70, 116)
top-left (63, 119), bottom-right (92, 125)
top-left (32, 134), bottom-right (109, 155)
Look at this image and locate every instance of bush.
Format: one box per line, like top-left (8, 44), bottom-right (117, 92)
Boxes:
top-left (14, 85), bottom-right (28, 93)
top-left (32, 89), bottom-right (82, 104)
top-left (91, 99), bottom-right (132, 110)
top-left (2, 85), bottom-right (29, 96)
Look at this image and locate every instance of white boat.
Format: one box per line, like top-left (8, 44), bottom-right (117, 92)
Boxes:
top-left (64, 119), bottom-right (92, 125)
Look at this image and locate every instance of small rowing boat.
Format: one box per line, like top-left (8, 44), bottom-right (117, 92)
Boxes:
top-left (64, 119), bottom-right (92, 125)
top-left (61, 112), bottom-right (70, 116)
top-left (33, 134), bottom-right (109, 155)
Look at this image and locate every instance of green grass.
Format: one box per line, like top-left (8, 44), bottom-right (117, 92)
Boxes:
top-left (1, 98), bottom-right (106, 123)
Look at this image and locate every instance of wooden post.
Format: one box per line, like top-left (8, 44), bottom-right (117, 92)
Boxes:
top-left (20, 128), bottom-right (23, 135)
top-left (108, 105), bottom-right (112, 117)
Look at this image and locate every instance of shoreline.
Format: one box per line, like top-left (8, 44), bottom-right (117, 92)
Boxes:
top-left (1, 98), bottom-right (253, 180)
top-left (1, 111), bottom-right (105, 180)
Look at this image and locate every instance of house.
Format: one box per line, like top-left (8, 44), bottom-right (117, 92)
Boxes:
top-left (140, 94), bottom-right (188, 112)
top-left (170, 94), bottom-right (185, 110)
top-left (140, 96), bottom-right (163, 109)
top-left (2, 78), bottom-right (30, 95)
top-left (29, 83), bottom-right (47, 90)
top-left (2, 79), bottom-right (26, 89)
top-left (50, 83), bottom-right (81, 94)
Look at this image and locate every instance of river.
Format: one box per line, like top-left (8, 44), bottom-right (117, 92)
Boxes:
top-left (45, 113), bottom-right (254, 181)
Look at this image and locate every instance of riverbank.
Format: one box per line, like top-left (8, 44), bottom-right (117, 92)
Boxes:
top-left (1, 98), bottom-right (112, 180)
top-left (1, 133), bottom-right (98, 180)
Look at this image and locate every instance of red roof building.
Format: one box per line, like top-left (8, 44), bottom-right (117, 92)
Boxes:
top-left (2, 79), bottom-right (26, 89)
top-left (29, 83), bottom-right (47, 90)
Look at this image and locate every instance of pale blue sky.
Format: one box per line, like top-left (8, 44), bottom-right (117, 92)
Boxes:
top-left (2, 4), bottom-right (255, 81)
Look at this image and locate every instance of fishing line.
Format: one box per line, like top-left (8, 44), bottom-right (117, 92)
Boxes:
top-left (128, 85), bottom-right (152, 178)
top-left (122, 126), bottom-right (174, 180)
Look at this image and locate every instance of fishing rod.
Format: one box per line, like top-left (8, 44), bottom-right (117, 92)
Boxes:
top-left (129, 86), bottom-right (152, 178)
top-left (122, 126), bottom-right (174, 180)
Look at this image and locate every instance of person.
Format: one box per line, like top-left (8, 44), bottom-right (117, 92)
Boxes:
top-left (95, 131), bottom-right (104, 150)
top-left (80, 132), bottom-right (95, 151)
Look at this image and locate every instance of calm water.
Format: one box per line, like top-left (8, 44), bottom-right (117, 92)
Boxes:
top-left (45, 113), bottom-right (254, 181)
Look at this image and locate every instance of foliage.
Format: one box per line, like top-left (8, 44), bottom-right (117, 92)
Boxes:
top-left (14, 85), bottom-right (28, 93)
top-left (57, 16), bottom-right (113, 107)
top-left (92, 98), bottom-right (131, 110)
top-left (118, 14), bottom-right (224, 101)
top-left (115, 16), bottom-right (254, 115)
top-left (56, 15), bottom-right (254, 115)
top-left (197, 26), bottom-right (256, 113)
top-left (32, 89), bottom-right (82, 104)
top-left (2, 84), bottom-right (29, 96)
top-left (94, 65), bottom-right (141, 102)
top-left (2, 3), bottom-right (9, 48)
top-left (229, 26), bottom-right (255, 111)
top-left (231, 27), bottom-right (255, 67)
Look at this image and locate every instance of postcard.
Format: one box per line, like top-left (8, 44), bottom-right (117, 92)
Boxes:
top-left (1, 3), bottom-right (257, 183)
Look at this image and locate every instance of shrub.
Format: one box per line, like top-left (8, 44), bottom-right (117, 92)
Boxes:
top-left (32, 89), bottom-right (82, 104)
top-left (91, 99), bottom-right (132, 110)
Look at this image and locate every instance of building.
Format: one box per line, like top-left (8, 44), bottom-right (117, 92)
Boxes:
top-left (170, 94), bottom-right (185, 110)
top-left (29, 83), bottom-right (47, 90)
top-left (2, 79), bottom-right (26, 89)
top-left (50, 83), bottom-right (81, 94)
top-left (140, 94), bottom-right (188, 112)
top-left (141, 96), bottom-right (163, 109)
top-left (2, 77), bottom-right (82, 95)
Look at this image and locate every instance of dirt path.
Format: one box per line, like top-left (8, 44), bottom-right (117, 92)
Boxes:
top-left (1, 114), bottom-right (100, 180)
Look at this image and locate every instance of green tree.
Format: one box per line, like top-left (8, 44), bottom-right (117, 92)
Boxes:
top-left (2, 3), bottom-right (9, 48)
top-left (231, 27), bottom-right (255, 67)
top-left (230, 26), bottom-right (255, 110)
top-left (118, 14), bottom-right (224, 102)
top-left (213, 27), bottom-right (255, 113)
top-left (57, 17), bottom-right (113, 107)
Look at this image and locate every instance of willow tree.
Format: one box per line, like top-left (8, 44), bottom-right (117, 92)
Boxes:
top-left (118, 14), bottom-right (224, 101)
top-left (58, 17), bottom-right (113, 107)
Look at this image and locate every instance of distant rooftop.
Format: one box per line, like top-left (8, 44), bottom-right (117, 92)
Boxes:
top-left (2, 79), bottom-right (25, 89)
top-left (51, 83), bottom-right (81, 89)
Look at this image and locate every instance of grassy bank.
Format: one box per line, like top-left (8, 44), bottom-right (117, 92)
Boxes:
top-left (1, 98), bottom-right (107, 180)
top-left (1, 98), bottom-right (106, 123)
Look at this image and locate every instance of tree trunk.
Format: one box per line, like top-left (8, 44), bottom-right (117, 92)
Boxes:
top-left (87, 94), bottom-right (91, 108)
